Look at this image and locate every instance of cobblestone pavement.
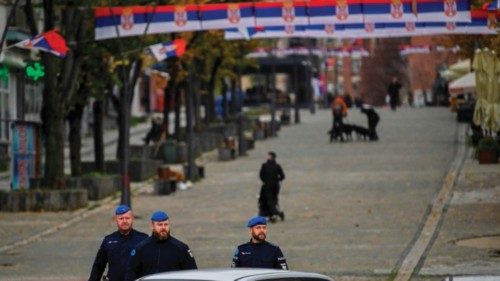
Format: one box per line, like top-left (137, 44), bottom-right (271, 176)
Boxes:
top-left (0, 107), bottom-right (499, 281)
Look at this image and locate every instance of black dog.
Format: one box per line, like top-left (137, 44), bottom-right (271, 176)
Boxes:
top-left (351, 125), bottom-right (371, 140)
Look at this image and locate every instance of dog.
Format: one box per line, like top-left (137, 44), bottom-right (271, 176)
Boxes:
top-left (351, 125), bottom-right (371, 140)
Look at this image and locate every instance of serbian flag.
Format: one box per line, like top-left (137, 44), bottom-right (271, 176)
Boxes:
top-left (200, 2), bottom-right (254, 30)
top-left (14, 30), bottom-right (68, 58)
top-left (149, 39), bottom-right (186, 61)
top-left (362, 0), bottom-right (417, 23)
top-left (415, 0), bottom-right (471, 22)
top-left (399, 44), bottom-right (432, 56)
top-left (308, 0), bottom-right (364, 24)
top-left (94, 5), bottom-right (201, 40)
top-left (254, 1), bottom-right (309, 27)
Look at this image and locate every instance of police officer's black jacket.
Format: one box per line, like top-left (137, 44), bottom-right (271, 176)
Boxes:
top-left (124, 234), bottom-right (197, 281)
top-left (259, 160), bottom-right (285, 185)
top-left (88, 228), bottom-right (148, 281)
top-left (231, 240), bottom-right (288, 270)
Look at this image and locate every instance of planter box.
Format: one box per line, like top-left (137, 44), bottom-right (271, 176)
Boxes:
top-left (0, 189), bottom-right (88, 212)
top-left (129, 145), bottom-right (155, 160)
top-left (67, 174), bottom-right (120, 200)
top-left (478, 149), bottom-right (499, 164)
top-left (106, 159), bottom-right (162, 182)
top-left (154, 180), bottom-right (177, 195)
top-left (218, 148), bottom-right (236, 161)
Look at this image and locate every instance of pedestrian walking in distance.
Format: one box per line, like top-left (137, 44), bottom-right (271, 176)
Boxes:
top-left (387, 77), bottom-right (402, 111)
top-left (259, 152), bottom-right (285, 222)
top-left (231, 216), bottom-right (288, 269)
top-left (88, 205), bottom-right (148, 281)
top-left (125, 211), bottom-right (197, 281)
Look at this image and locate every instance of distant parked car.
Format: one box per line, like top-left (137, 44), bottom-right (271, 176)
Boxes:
top-left (136, 268), bottom-right (334, 281)
top-left (441, 276), bottom-right (500, 281)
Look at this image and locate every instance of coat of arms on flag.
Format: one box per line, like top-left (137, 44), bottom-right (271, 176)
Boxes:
top-left (174, 6), bottom-right (187, 27)
top-left (336, 0), bottom-right (350, 21)
top-left (120, 7), bottom-right (134, 30)
top-left (282, 1), bottom-right (295, 23)
top-left (446, 21), bottom-right (457, 30)
top-left (444, 0), bottom-right (458, 17)
top-left (391, 0), bottom-right (404, 19)
top-left (325, 24), bottom-right (336, 34)
top-left (405, 22), bottom-right (416, 31)
top-left (365, 22), bottom-right (375, 32)
top-left (487, 12), bottom-right (497, 30)
top-left (227, 4), bottom-right (241, 24)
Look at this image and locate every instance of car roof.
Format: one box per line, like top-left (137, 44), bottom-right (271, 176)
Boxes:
top-left (441, 276), bottom-right (500, 281)
top-left (139, 268), bottom-right (334, 281)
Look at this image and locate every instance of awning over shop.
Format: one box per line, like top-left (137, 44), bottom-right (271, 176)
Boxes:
top-left (449, 72), bottom-right (475, 95)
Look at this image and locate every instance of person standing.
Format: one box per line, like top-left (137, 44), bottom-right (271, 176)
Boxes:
top-left (88, 205), bottom-right (148, 281)
top-left (259, 152), bottom-right (285, 222)
top-left (330, 94), bottom-right (348, 142)
top-left (125, 211), bottom-right (197, 281)
top-left (231, 216), bottom-right (288, 269)
top-left (387, 77), bottom-right (402, 111)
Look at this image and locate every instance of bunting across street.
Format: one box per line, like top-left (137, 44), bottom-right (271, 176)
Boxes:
top-left (94, 0), bottom-right (498, 41)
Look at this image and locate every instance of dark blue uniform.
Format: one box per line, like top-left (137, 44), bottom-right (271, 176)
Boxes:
top-left (231, 240), bottom-right (288, 270)
top-left (125, 235), bottom-right (197, 281)
top-left (88, 229), bottom-right (148, 281)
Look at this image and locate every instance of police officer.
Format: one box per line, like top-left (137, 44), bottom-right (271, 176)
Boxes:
top-left (231, 216), bottom-right (288, 270)
top-left (88, 205), bottom-right (148, 281)
top-left (124, 211), bottom-right (197, 281)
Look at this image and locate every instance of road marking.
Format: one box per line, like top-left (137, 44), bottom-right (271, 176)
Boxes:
top-left (393, 124), bottom-right (467, 281)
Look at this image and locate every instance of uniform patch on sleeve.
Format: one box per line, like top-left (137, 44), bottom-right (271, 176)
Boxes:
top-left (187, 249), bottom-right (194, 258)
top-left (130, 249), bottom-right (136, 256)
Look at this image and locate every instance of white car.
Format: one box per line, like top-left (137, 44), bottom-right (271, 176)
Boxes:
top-left (136, 268), bottom-right (334, 281)
top-left (441, 276), bottom-right (500, 281)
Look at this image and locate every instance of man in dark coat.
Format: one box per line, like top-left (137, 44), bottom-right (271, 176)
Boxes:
top-left (231, 216), bottom-right (288, 269)
top-left (259, 152), bottom-right (285, 222)
top-left (88, 205), bottom-right (148, 281)
top-left (124, 211), bottom-right (197, 281)
top-left (387, 77), bottom-right (402, 111)
top-left (355, 98), bottom-right (380, 141)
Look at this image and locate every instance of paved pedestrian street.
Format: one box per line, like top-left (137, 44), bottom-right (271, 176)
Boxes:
top-left (0, 107), bottom-right (499, 281)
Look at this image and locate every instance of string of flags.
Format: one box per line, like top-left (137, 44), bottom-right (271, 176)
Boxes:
top-left (398, 44), bottom-right (460, 56)
top-left (245, 46), bottom-right (370, 58)
top-left (94, 0), bottom-right (499, 40)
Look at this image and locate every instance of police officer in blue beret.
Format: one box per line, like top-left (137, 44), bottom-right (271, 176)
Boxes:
top-left (124, 211), bottom-right (197, 281)
top-left (88, 205), bottom-right (148, 281)
top-left (231, 216), bottom-right (288, 270)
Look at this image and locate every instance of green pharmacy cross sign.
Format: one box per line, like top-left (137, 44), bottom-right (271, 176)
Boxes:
top-left (0, 65), bottom-right (9, 84)
top-left (25, 62), bottom-right (45, 81)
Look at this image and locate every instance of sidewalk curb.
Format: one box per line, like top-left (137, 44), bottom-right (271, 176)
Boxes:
top-left (392, 123), bottom-right (468, 281)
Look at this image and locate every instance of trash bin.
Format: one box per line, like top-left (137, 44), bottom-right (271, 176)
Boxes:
top-left (163, 140), bottom-right (177, 164)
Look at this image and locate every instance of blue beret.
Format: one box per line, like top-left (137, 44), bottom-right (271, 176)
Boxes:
top-left (247, 216), bottom-right (267, 228)
top-left (115, 205), bottom-right (131, 215)
top-left (151, 211), bottom-right (169, 222)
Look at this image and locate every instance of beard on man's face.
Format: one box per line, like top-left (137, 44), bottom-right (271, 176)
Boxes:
top-left (252, 231), bottom-right (266, 242)
top-left (153, 229), bottom-right (170, 240)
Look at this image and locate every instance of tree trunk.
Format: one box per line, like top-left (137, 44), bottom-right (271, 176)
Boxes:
top-left (93, 100), bottom-right (105, 172)
top-left (206, 57), bottom-right (223, 122)
top-left (174, 88), bottom-right (181, 141)
top-left (67, 105), bottom-right (84, 177)
top-left (41, 56), bottom-right (65, 189)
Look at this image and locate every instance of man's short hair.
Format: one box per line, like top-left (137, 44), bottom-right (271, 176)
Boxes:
top-left (268, 151), bottom-right (276, 159)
